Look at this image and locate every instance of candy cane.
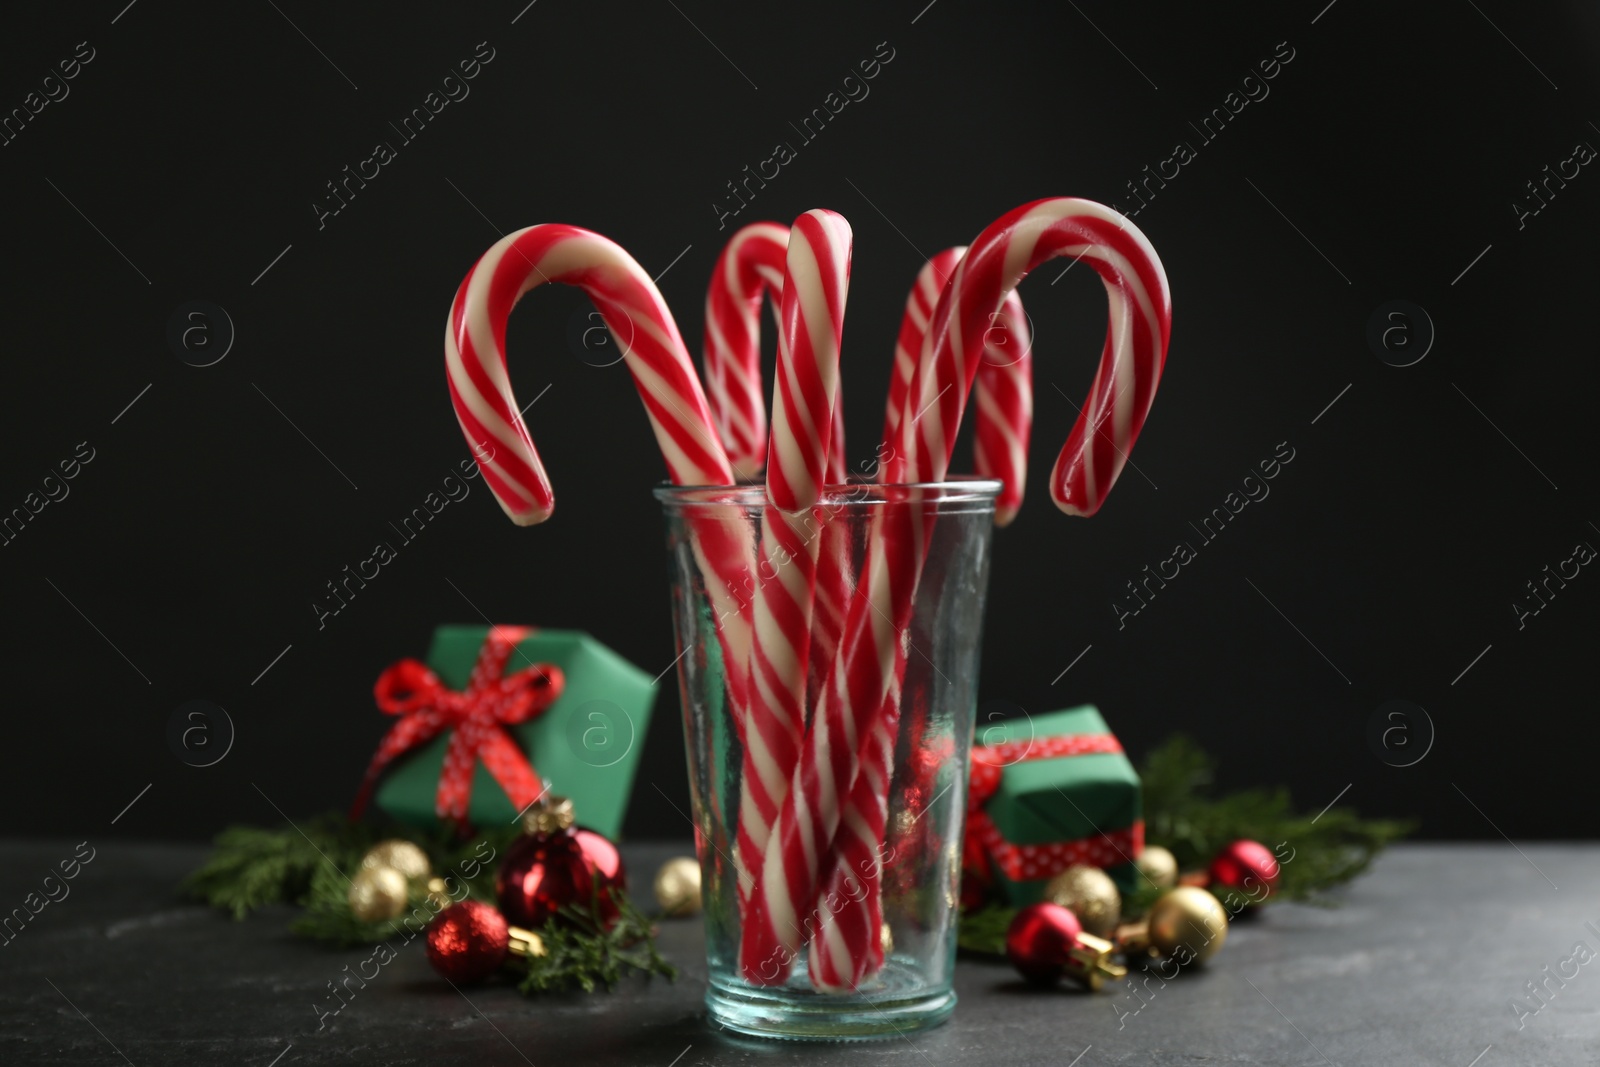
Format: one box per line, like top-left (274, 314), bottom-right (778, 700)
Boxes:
top-left (733, 211), bottom-right (851, 983)
top-left (704, 222), bottom-right (849, 486)
top-left (807, 249), bottom-right (1034, 990)
top-left (704, 223), bottom-right (788, 482)
top-left (900, 198), bottom-right (1168, 509)
top-left (882, 248), bottom-right (1034, 526)
top-left (702, 219), bottom-right (851, 922)
top-left (971, 293), bottom-right (1033, 528)
top-left (443, 223), bottom-right (757, 770)
top-left (751, 198), bottom-right (1171, 982)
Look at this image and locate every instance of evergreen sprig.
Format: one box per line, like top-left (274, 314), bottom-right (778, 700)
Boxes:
top-left (956, 902), bottom-right (1016, 955)
top-left (187, 814), bottom-right (675, 993)
top-left (516, 883), bottom-right (677, 994)
top-left (184, 814), bottom-right (521, 926)
top-left (1139, 735), bottom-right (1412, 902)
top-left (183, 813), bottom-right (379, 919)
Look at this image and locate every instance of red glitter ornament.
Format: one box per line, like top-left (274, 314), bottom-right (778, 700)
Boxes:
top-left (1208, 839), bottom-right (1280, 904)
top-left (1005, 902), bottom-right (1082, 984)
top-left (425, 901), bottom-right (510, 983)
top-left (496, 797), bottom-right (625, 929)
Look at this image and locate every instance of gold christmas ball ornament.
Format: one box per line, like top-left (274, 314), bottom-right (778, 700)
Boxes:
top-left (347, 866), bottom-right (409, 922)
top-left (1043, 864), bottom-right (1122, 939)
top-left (880, 922), bottom-right (894, 957)
top-left (653, 857), bottom-right (703, 917)
top-left (361, 839), bottom-right (432, 883)
top-left (1147, 886), bottom-right (1228, 965)
top-left (1134, 845), bottom-right (1178, 890)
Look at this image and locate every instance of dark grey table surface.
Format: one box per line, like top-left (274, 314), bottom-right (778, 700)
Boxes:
top-left (3, 840), bottom-right (1595, 1066)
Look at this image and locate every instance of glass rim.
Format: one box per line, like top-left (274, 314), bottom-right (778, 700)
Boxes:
top-left (654, 476), bottom-right (1002, 510)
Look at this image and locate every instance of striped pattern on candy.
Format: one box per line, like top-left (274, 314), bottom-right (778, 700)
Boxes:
top-left (741, 490), bottom-right (926, 981)
top-left (806, 249), bottom-right (1036, 990)
top-left (704, 223), bottom-right (788, 481)
top-left (972, 293), bottom-right (1033, 527)
top-left (702, 222), bottom-right (850, 487)
top-left (446, 224), bottom-right (733, 522)
top-left (700, 220), bottom-right (851, 918)
top-left (766, 210), bottom-right (852, 514)
top-left (443, 222), bottom-right (758, 770)
top-left (736, 211), bottom-right (852, 984)
top-left (882, 248), bottom-right (1033, 526)
top-left (756, 199), bottom-right (1171, 985)
top-left (895, 198), bottom-right (1170, 512)
top-left (805, 646), bottom-right (903, 990)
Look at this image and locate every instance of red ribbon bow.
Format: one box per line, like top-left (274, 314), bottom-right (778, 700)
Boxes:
top-left (350, 626), bottom-right (565, 829)
top-left (964, 733), bottom-right (1143, 886)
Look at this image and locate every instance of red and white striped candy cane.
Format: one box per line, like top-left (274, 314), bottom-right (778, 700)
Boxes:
top-left (701, 219), bottom-right (851, 922)
top-left (898, 198), bottom-right (1169, 509)
top-left (703, 222), bottom-right (849, 487)
top-left (704, 222), bottom-right (788, 482)
top-left (882, 248), bottom-right (1034, 526)
top-left (735, 211), bottom-right (852, 983)
top-left (972, 293), bottom-right (1033, 528)
top-left (752, 199), bottom-right (1171, 983)
top-left (806, 249), bottom-right (1035, 990)
top-left (766, 210), bottom-right (852, 513)
top-left (443, 223), bottom-right (757, 757)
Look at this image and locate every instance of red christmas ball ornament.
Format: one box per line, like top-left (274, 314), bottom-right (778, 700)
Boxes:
top-left (1005, 902), bottom-right (1083, 984)
top-left (1208, 839), bottom-right (1280, 904)
top-left (496, 796), bottom-right (625, 929)
top-left (425, 901), bottom-right (510, 983)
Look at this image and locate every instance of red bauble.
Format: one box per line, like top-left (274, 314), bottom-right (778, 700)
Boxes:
top-left (496, 824), bottom-right (626, 929)
top-left (1005, 902), bottom-right (1083, 984)
top-left (1208, 839), bottom-right (1281, 902)
top-left (425, 901), bottom-right (510, 983)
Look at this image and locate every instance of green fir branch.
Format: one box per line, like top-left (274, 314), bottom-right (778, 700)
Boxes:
top-left (515, 886), bottom-right (677, 994)
top-left (1138, 735), bottom-right (1412, 902)
top-left (186, 813), bottom-right (518, 926)
top-left (182, 813), bottom-right (378, 919)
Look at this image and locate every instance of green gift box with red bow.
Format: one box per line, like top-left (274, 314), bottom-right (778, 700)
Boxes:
top-left (351, 625), bottom-right (658, 840)
top-left (964, 705), bottom-right (1144, 906)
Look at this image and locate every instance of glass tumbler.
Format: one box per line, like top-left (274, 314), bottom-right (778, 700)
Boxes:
top-left (656, 479), bottom-right (999, 1039)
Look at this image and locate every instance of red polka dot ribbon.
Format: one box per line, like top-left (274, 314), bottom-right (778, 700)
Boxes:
top-left (349, 626), bottom-right (564, 829)
top-left (965, 733), bottom-right (1144, 884)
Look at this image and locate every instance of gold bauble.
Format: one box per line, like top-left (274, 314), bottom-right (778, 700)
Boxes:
top-left (1134, 845), bottom-right (1178, 890)
top-left (1147, 886), bottom-right (1228, 965)
top-left (880, 922), bottom-right (894, 957)
top-left (361, 840), bottom-right (431, 882)
top-left (1043, 864), bottom-right (1122, 939)
top-left (653, 857), bottom-right (703, 917)
top-left (347, 866), bottom-right (409, 922)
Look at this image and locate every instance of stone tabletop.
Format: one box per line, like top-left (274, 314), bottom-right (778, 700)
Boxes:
top-left (3, 840), bottom-right (1595, 1065)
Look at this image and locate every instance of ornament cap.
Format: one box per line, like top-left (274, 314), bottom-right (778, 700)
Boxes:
top-left (522, 795), bottom-right (576, 834)
top-left (507, 925), bottom-right (548, 958)
top-left (1114, 919), bottom-right (1156, 958)
top-left (1065, 931), bottom-right (1127, 990)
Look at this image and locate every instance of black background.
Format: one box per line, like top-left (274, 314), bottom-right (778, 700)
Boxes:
top-left (2, 1), bottom-right (1595, 842)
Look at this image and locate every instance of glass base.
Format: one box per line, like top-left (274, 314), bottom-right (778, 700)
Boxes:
top-left (705, 962), bottom-right (956, 1040)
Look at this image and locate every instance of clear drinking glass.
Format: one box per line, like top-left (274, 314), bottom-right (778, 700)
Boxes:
top-left (656, 479), bottom-right (999, 1040)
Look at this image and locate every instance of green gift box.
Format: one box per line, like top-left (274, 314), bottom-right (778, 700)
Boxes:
top-left (966, 705), bottom-right (1143, 906)
top-left (371, 626), bottom-right (657, 840)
